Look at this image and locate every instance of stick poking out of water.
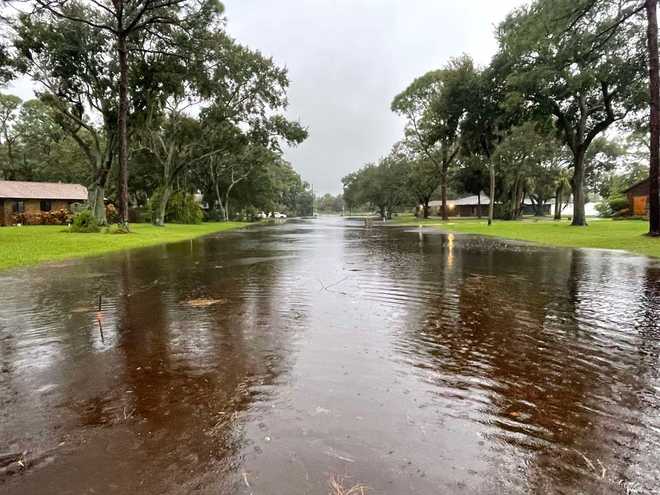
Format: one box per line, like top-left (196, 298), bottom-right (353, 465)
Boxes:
top-left (97, 318), bottom-right (104, 343)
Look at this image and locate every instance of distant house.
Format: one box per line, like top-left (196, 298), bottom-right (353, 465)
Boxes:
top-left (0, 180), bottom-right (88, 226)
top-left (427, 193), bottom-right (491, 217)
top-left (623, 178), bottom-right (650, 217)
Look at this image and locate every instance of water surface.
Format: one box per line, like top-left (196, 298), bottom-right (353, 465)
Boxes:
top-left (1, 218), bottom-right (659, 494)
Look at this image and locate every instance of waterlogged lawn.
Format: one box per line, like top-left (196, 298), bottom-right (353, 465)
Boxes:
top-left (392, 215), bottom-right (660, 258)
top-left (0, 222), bottom-right (247, 271)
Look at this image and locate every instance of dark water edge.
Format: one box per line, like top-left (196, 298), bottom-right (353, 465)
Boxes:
top-left (1, 217), bottom-right (659, 494)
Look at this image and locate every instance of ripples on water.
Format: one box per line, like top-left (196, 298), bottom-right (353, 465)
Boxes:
top-left (0, 218), bottom-right (659, 494)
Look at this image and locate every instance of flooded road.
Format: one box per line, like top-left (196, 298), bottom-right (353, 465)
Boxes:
top-left (1, 217), bottom-right (659, 494)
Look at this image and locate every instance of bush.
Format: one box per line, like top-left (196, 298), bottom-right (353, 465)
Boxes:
top-left (608, 196), bottom-right (629, 212)
top-left (149, 190), bottom-right (203, 224)
top-left (168, 192), bottom-right (203, 224)
top-left (128, 207), bottom-right (150, 224)
top-left (12, 209), bottom-right (73, 226)
top-left (69, 209), bottom-right (100, 233)
top-left (204, 208), bottom-right (225, 222)
top-left (597, 196), bottom-right (630, 218)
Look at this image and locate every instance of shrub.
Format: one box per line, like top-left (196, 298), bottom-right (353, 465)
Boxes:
top-left (12, 209), bottom-right (72, 226)
top-left (128, 207), bottom-right (150, 224)
top-left (242, 206), bottom-right (259, 222)
top-left (597, 196), bottom-right (630, 218)
top-left (168, 192), bottom-right (203, 224)
top-left (608, 196), bottom-right (629, 213)
top-left (149, 190), bottom-right (203, 224)
top-left (70, 209), bottom-right (100, 233)
top-left (204, 208), bottom-right (225, 222)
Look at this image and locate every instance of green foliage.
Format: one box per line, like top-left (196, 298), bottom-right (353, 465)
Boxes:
top-left (598, 196), bottom-right (630, 217)
top-left (342, 151), bottom-right (413, 218)
top-left (317, 193), bottom-right (344, 213)
top-left (70, 209), bottom-right (100, 233)
top-left (493, 122), bottom-right (564, 218)
top-left (149, 190), bottom-right (203, 224)
top-left (168, 192), bottom-right (204, 224)
top-left (8, 2), bottom-right (308, 226)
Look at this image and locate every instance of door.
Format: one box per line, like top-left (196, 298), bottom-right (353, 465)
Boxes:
top-left (633, 195), bottom-right (647, 216)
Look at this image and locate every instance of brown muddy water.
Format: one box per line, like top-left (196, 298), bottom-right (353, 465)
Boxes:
top-left (1, 218), bottom-right (659, 494)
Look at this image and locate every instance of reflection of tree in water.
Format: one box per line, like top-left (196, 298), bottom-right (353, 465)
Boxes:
top-left (88, 234), bottom-right (302, 492)
top-left (394, 246), bottom-right (660, 493)
top-left (0, 227), bottom-right (308, 493)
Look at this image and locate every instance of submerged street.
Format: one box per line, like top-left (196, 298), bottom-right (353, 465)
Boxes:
top-left (1, 218), bottom-right (659, 494)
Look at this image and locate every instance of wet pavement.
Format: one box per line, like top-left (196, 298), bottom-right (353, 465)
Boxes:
top-left (1, 217), bottom-right (659, 494)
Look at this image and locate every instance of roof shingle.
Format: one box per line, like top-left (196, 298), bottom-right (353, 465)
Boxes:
top-left (0, 180), bottom-right (88, 201)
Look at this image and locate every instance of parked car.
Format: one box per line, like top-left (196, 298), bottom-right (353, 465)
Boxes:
top-left (256, 211), bottom-right (268, 219)
top-left (273, 212), bottom-right (287, 219)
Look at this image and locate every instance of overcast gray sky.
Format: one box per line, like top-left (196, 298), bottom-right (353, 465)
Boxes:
top-left (223, 0), bottom-right (525, 194)
top-left (6, 0), bottom-right (525, 195)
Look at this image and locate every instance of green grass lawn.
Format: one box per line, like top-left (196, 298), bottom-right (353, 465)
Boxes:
top-left (0, 222), bottom-right (247, 271)
top-left (391, 214), bottom-right (660, 258)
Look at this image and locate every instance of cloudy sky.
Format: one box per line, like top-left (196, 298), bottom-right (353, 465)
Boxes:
top-left (223, 0), bottom-right (525, 194)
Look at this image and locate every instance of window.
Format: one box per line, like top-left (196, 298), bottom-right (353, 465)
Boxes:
top-left (40, 199), bottom-right (52, 212)
top-left (12, 200), bottom-right (25, 214)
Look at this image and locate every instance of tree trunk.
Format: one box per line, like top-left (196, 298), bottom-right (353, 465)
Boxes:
top-left (89, 162), bottom-right (111, 224)
top-left (223, 181), bottom-right (240, 222)
top-left (571, 149), bottom-right (587, 226)
top-left (117, 32), bottom-right (130, 230)
top-left (508, 183), bottom-right (518, 220)
top-left (89, 184), bottom-right (107, 224)
top-left (554, 185), bottom-right (563, 220)
top-left (223, 197), bottom-right (230, 221)
top-left (154, 186), bottom-right (172, 226)
top-left (534, 196), bottom-right (545, 216)
top-left (647, 0), bottom-right (660, 235)
top-left (477, 192), bottom-right (482, 219)
top-left (379, 205), bottom-right (385, 219)
top-left (488, 161), bottom-right (495, 226)
top-left (423, 199), bottom-right (430, 219)
top-left (213, 183), bottom-right (227, 221)
top-left (441, 162), bottom-right (449, 220)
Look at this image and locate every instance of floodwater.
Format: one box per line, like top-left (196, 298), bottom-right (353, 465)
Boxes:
top-left (1, 218), bottom-right (659, 494)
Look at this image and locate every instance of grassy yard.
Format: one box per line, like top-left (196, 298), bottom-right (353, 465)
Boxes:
top-left (0, 222), bottom-right (247, 271)
top-left (391, 214), bottom-right (660, 258)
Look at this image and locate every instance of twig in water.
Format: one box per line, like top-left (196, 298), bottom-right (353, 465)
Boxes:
top-left (97, 318), bottom-right (104, 343)
top-left (574, 449), bottom-right (595, 471)
top-left (242, 471), bottom-right (251, 488)
top-left (328, 475), bottom-right (368, 495)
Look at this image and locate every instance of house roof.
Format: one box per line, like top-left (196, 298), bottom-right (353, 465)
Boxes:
top-left (428, 193), bottom-right (492, 207)
top-left (621, 177), bottom-right (649, 194)
top-left (0, 180), bottom-right (88, 200)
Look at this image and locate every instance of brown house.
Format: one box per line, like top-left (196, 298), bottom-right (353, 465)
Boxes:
top-left (623, 178), bottom-right (650, 217)
top-left (0, 180), bottom-right (88, 226)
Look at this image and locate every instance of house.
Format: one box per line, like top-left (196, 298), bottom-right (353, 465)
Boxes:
top-left (0, 180), bottom-right (88, 226)
top-left (623, 178), bottom-right (650, 217)
top-left (427, 193), bottom-right (491, 217)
